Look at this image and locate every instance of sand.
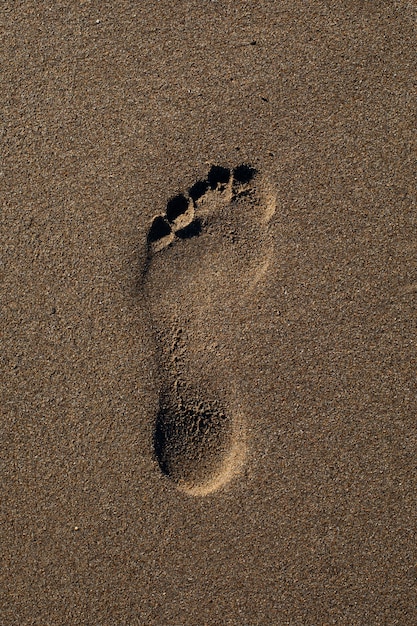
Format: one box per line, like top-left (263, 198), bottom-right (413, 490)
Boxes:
top-left (2, 1), bottom-right (416, 624)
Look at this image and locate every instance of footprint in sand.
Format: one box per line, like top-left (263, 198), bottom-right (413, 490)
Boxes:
top-left (143, 164), bottom-right (276, 496)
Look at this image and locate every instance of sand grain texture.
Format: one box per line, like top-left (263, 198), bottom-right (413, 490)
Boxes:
top-left (2, 1), bottom-right (417, 624)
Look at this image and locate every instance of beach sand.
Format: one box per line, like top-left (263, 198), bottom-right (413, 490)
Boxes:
top-left (2, 1), bottom-right (416, 624)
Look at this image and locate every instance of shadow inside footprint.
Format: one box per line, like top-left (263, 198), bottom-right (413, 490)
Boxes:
top-left (166, 194), bottom-right (189, 222)
top-left (233, 164), bottom-right (256, 184)
top-left (176, 219), bottom-right (202, 239)
top-left (189, 180), bottom-right (209, 202)
top-left (148, 215), bottom-right (171, 242)
top-left (207, 165), bottom-right (231, 189)
top-left (153, 395), bottom-right (233, 493)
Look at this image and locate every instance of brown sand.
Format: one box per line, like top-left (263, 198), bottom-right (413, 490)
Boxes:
top-left (2, 1), bottom-right (417, 624)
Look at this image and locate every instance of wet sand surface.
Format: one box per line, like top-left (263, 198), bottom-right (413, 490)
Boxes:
top-left (2, 1), bottom-right (417, 624)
